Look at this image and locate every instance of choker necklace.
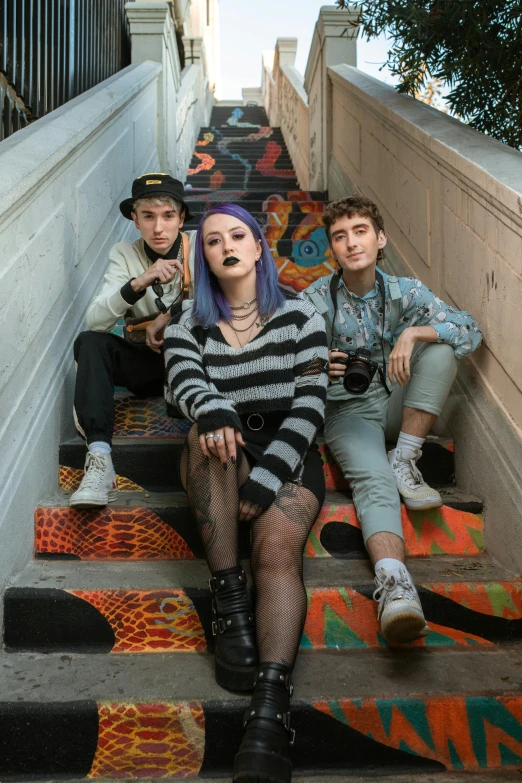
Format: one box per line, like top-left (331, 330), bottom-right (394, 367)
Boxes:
top-left (230, 297), bottom-right (257, 310)
top-left (231, 306), bottom-right (258, 320)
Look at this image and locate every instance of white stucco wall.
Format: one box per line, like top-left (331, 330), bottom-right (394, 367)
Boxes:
top-left (327, 65), bottom-right (522, 570)
top-left (0, 62), bottom-right (161, 587)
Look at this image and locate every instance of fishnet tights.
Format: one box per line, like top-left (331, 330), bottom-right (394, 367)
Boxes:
top-left (180, 424), bottom-right (319, 668)
top-left (180, 425), bottom-right (250, 571)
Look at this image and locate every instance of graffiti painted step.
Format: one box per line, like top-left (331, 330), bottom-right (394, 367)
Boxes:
top-left (35, 489), bottom-right (484, 561)
top-left (183, 190), bottom-right (327, 203)
top-left (59, 427), bottom-right (456, 491)
top-left (185, 176), bottom-right (300, 186)
top-left (6, 565), bottom-right (521, 653)
top-left (187, 175), bottom-right (299, 185)
top-left (32, 775), bottom-right (522, 783)
top-left (2, 649), bottom-right (522, 778)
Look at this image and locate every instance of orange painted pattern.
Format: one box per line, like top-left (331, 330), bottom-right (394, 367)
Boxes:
top-left (59, 466), bottom-right (145, 494)
top-left (275, 258), bottom-right (337, 292)
top-left (303, 584), bottom-right (522, 649)
top-left (312, 695), bottom-right (522, 770)
top-left (69, 589), bottom-right (206, 652)
top-left (89, 702), bottom-right (205, 778)
top-left (65, 582), bottom-right (519, 654)
top-left (306, 503), bottom-right (484, 557)
top-left (188, 152), bottom-right (215, 175)
top-left (35, 507), bottom-right (195, 560)
top-left (209, 171), bottom-right (226, 189)
top-left (255, 141), bottom-right (296, 178)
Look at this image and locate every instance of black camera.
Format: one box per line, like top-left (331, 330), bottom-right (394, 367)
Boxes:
top-left (334, 347), bottom-right (379, 395)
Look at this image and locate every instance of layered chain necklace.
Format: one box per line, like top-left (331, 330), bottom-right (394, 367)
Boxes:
top-left (226, 297), bottom-right (269, 348)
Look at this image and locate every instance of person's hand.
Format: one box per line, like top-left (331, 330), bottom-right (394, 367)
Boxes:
top-left (238, 499), bottom-right (263, 522)
top-left (199, 426), bottom-right (246, 467)
top-left (328, 349), bottom-right (348, 383)
top-left (145, 311), bottom-right (171, 353)
top-left (131, 257), bottom-right (183, 292)
top-left (388, 328), bottom-right (417, 386)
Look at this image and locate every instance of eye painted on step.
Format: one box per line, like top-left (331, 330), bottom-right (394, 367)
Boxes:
top-left (296, 239), bottom-right (320, 258)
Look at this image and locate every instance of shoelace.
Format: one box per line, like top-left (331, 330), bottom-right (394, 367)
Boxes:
top-left (81, 453), bottom-right (109, 490)
top-left (394, 451), bottom-right (424, 488)
top-left (373, 570), bottom-right (416, 605)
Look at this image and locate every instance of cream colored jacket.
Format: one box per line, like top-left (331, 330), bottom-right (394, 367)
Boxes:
top-left (86, 232), bottom-right (196, 332)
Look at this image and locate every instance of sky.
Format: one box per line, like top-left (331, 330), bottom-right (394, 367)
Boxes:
top-left (218, 0), bottom-right (399, 100)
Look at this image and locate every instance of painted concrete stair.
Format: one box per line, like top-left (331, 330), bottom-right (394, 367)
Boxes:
top-left (5, 557), bottom-right (521, 654)
top-left (36, 490), bottom-right (484, 562)
top-left (2, 637), bottom-right (522, 777)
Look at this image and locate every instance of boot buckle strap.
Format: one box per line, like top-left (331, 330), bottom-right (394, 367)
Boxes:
top-left (255, 669), bottom-right (293, 694)
top-left (212, 611), bottom-right (254, 635)
top-left (211, 618), bottom-right (226, 635)
top-left (242, 706), bottom-right (295, 741)
top-left (209, 569), bottom-right (248, 593)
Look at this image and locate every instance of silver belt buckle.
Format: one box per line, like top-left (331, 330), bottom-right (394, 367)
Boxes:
top-left (247, 413), bottom-right (264, 431)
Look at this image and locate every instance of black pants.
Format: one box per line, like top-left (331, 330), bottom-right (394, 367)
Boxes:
top-left (73, 331), bottom-right (165, 445)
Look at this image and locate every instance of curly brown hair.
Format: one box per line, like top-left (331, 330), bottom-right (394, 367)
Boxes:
top-left (322, 195), bottom-right (385, 242)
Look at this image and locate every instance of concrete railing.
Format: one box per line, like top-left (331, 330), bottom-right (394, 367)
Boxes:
top-left (0, 1), bottom-right (211, 587)
top-left (326, 65), bottom-right (522, 569)
top-left (127, 1), bottom-right (213, 179)
top-left (278, 62), bottom-right (309, 190)
top-left (0, 62), bottom-right (162, 585)
top-left (260, 7), bottom-right (358, 192)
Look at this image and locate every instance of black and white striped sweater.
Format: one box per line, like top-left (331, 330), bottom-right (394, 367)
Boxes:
top-left (164, 297), bottom-right (329, 508)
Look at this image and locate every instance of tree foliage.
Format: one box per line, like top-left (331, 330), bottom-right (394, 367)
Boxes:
top-left (337, 1), bottom-right (522, 149)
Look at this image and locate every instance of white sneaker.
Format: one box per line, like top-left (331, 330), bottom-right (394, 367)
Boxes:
top-left (388, 447), bottom-right (443, 510)
top-left (373, 567), bottom-right (429, 644)
top-left (69, 452), bottom-right (118, 508)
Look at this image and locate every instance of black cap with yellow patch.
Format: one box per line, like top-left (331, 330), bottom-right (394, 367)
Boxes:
top-left (119, 173), bottom-right (194, 221)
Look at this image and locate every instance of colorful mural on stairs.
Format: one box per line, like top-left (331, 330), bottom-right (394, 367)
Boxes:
top-left (312, 695), bottom-right (522, 771)
top-left (89, 702), bottom-right (206, 778)
top-left (5, 581), bottom-right (522, 654)
top-left (35, 500), bottom-right (484, 560)
top-left (3, 695), bottom-right (522, 778)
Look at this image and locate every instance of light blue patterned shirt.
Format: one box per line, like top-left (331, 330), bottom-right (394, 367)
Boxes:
top-left (304, 270), bottom-right (482, 359)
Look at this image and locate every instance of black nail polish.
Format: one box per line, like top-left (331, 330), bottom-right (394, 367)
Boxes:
top-left (231, 456), bottom-right (236, 465)
top-left (223, 462), bottom-right (228, 470)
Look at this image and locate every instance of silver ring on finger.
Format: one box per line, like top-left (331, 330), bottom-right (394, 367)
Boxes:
top-left (205, 433), bottom-right (215, 440)
top-left (213, 433), bottom-right (223, 443)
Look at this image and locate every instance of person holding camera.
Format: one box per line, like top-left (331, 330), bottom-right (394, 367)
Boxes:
top-left (304, 195), bottom-right (482, 644)
top-left (70, 173), bottom-right (195, 508)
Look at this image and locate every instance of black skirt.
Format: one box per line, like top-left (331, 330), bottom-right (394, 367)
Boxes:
top-left (239, 411), bottom-right (325, 506)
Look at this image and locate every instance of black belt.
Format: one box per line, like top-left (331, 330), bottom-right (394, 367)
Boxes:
top-left (239, 411), bottom-right (287, 432)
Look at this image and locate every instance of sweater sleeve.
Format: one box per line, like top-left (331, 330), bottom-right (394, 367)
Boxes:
top-left (239, 308), bottom-right (329, 508)
top-left (397, 278), bottom-right (482, 359)
top-left (164, 321), bottom-right (242, 433)
top-left (85, 243), bottom-right (140, 332)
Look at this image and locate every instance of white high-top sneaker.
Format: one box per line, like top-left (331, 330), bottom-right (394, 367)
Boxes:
top-left (388, 447), bottom-right (443, 510)
top-left (69, 451), bottom-right (118, 508)
top-left (373, 567), bottom-right (429, 644)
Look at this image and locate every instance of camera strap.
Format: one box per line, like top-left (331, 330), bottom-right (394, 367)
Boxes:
top-left (329, 269), bottom-right (392, 396)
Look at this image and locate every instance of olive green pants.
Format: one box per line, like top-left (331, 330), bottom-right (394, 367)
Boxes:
top-left (324, 343), bottom-right (457, 543)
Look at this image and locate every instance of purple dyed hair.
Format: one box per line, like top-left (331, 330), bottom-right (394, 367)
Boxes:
top-left (191, 203), bottom-right (285, 328)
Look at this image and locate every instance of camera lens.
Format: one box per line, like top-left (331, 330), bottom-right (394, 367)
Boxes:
top-left (343, 361), bottom-right (371, 394)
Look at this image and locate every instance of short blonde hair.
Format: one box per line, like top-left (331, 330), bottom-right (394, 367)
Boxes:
top-left (132, 196), bottom-right (184, 215)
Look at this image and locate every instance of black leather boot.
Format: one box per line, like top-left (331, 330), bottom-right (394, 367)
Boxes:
top-left (209, 566), bottom-right (257, 692)
top-left (233, 662), bottom-right (294, 783)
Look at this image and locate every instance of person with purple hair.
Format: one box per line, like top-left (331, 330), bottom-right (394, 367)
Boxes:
top-left (164, 203), bottom-right (329, 783)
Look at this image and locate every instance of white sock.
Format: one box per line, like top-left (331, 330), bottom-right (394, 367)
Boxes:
top-left (375, 557), bottom-right (411, 582)
top-left (88, 441), bottom-right (112, 455)
top-left (396, 431), bottom-right (424, 457)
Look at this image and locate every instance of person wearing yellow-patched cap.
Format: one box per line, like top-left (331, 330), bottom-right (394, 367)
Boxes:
top-left (70, 173), bottom-right (196, 508)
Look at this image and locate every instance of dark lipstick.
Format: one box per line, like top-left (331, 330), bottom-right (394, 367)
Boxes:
top-left (223, 256), bottom-right (240, 267)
